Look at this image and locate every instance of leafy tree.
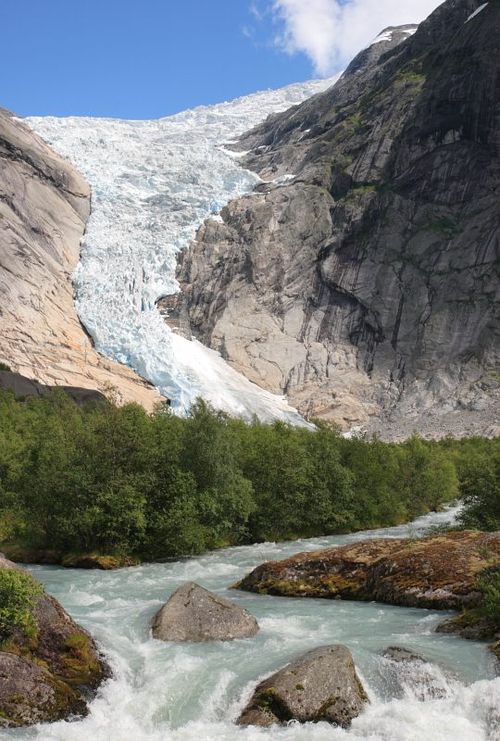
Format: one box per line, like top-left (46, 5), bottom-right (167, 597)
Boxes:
top-left (478, 568), bottom-right (500, 623)
top-left (458, 447), bottom-right (500, 531)
top-left (0, 387), bottom-right (496, 562)
top-left (181, 400), bottom-right (255, 546)
top-left (399, 436), bottom-right (458, 516)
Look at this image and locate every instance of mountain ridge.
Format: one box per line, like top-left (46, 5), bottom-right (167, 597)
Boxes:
top-left (172, 0), bottom-right (500, 438)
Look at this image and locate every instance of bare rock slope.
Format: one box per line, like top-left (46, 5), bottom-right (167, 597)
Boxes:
top-left (173, 0), bottom-right (500, 437)
top-left (0, 108), bottom-right (161, 409)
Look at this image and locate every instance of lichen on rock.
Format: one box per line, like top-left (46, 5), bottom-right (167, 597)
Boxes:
top-left (235, 531), bottom-right (500, 610)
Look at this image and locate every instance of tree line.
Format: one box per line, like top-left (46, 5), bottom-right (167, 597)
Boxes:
top-left (0, 390), bottom-right (497, 560)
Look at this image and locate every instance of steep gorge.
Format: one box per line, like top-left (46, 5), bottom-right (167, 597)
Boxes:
top-left (0, 108), bottom-right (162, 408)
top-left (173, 0), bottom-right (500, 437)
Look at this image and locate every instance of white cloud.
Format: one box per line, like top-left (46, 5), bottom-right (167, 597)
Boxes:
top-left (271, 0), bottom-right (444, 75)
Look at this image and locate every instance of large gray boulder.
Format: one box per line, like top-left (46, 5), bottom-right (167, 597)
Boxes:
top-left (151, 582), bottom-right (259, 642)
top-left (238, 645), bottom-right (368, 728)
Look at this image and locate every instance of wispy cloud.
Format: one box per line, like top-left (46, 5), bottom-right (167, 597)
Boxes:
top-left (249, 1), bottom-right (264, 21)
top-left (269, 0), bottom-right (443, 75)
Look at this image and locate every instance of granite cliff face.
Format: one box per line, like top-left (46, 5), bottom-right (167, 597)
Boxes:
top-left (0, 109), bottom-right (161, 409)
top-left (173, 0), bottom-right (500, 437)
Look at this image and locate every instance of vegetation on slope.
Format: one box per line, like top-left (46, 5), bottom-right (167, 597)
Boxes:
top-left (0, 389), bottom-right (497, 563)
top-left (0, 568), bottom-right (42, 641)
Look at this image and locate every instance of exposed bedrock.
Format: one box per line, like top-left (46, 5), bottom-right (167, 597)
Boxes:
top-left (0, 108), bottom-right (162, 410)
top-left (171, 0), bottom-right (500, 437)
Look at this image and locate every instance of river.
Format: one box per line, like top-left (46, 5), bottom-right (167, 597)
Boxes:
top-left (7, 506), bottom-right (500, 741)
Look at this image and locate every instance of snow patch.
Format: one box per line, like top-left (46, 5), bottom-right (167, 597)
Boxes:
top-left (465, 3), bottom-right (488, 23)
top-left (371, 26), bottom-right (418, 46)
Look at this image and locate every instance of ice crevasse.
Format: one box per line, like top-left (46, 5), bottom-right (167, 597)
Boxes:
top-left (26, 79), bottom-right (337, 424)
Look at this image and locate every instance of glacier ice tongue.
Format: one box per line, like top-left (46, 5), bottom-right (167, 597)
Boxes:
top-left (25, 80), bottom-right (333, 424)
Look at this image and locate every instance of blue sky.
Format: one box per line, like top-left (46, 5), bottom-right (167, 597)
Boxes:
top-left (1, 0), bottom-right (441, 120)
top-left (1, 0), bottom-right (313, 119)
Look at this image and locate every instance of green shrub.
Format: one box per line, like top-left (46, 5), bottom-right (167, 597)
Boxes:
top-left (458, 446), bottom-right (500, 531)
top-left (0, 388), bottom-right (496, 561)
top-left (478, 569), bottom-right (500, 624)
top-left (0, 568), bottom-right (43, 640)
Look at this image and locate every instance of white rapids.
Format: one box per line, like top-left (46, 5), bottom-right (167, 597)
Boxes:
top-left (7, 505), bottom-right (500, 741)
top-left (25, 78), bottom-right (337, 424)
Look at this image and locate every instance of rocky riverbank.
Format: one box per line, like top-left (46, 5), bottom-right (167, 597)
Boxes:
top-left (0, 555), bottom-right (108, 727)
top-left (236, 530), bottom-right (500, 658)
top-left (0, 544), bottom-right (139, 570)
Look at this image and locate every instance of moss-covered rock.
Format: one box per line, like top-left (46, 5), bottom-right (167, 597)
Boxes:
top-left (0, 653), bottom-right (86, 727)
top-left (0, 555), bottom-right (109, 727)
top-left (60, 553), bottom-right (139, 570)
top-left (235, 531), bottom-right (500, 610)
top-left (0, 543), bottom-right (138, 570)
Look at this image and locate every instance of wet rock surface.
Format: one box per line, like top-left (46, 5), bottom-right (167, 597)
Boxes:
top-left (437, 607), bottom-right (500, 668)
top-left (152, 582), bottom-right (259, 642)
top-left (238, 644), bottom-right (368, 727)
top-left (236, 531), bottom-right (500, 610)
top-left (0, 555), bottom-right (108, 726)
top-left (379, 646), bottom-right (456, 701)
top-left (173, 0), bottom-right (500, 438)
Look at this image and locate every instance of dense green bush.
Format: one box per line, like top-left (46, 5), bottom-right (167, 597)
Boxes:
top-left (0, 388), bottom-right (495, 561)
top-left (478, 568), bottom-right (500, 624)
top-left (0, 568), bottom-right (42, 640)
top-left (457, 446), bottom-right (500, 531)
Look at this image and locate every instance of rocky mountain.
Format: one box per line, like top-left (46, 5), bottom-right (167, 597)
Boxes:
top-left (0, 108), bottom-right (161, 409)
top-left (173, 0), bottom-right (500, 438)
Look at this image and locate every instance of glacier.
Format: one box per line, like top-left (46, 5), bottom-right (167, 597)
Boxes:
top-left (25, 79), bottom-right (336, 423)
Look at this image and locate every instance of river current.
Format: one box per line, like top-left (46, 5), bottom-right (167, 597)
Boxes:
top-left (6, 506), bottom-right (499, 741)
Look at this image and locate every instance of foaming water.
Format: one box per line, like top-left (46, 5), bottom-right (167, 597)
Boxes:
top-left (6, 505), bottom-right (500, 741)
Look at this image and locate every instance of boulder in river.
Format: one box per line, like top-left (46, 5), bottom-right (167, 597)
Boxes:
top-left (0, 555), bottom-right (108, 727)
top-left (238, 645), bottom-right (368, 727)
top-left (151, 582), bottom-right (259, 642)
top-left (379, 646), bottom-right (455, 701)
top-left (235, 531), bottom-right (500, 611)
